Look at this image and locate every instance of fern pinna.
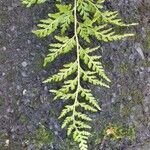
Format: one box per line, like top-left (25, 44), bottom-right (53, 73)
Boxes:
top-left (22, 0), bottom-right (137, 149)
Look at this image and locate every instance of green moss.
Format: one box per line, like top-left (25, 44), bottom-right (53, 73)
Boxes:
top-left (104, 59), bottom-right (114, 71)
top-left (120, 105), bottom-right (132, 118)
top-left (119, 62), bottom-right (130, 74)
top-left (32, 55), bottom-right (44, 73)
top-left (19, 115), bottom-right (29, 124)
top-left (0, 97), bottom-right (5, 106)
top-left (32, 88), bottom-right (39, 95)
top-left (131, 90), bottom-right (144, 105)
top-left (90, 129), bottom-right (104, 150)
top-left (5, 70), bottom-right (16, 83)
top-left (120, 89), bottom-right (144, 118)
top-left (142, 60), bottom-right (150, 67)
top-left (0, 132), bottom-right (8, 149)
top-left (89, 123), bottom-right (136, 149)
top-left (25, 124), bottom-right (54, 149)
top-left (0, 52), bottom-right (7, 64)
top-left (104, 124), bottom-right (136, 140)
top-left (0, 11), bottom-right (9, 24)
top-left (144, 31), bottom-right (150, 50)
top-left (60, 138), bottom-right (79, 150)
top-left (28, 98), bottom-right (40, 109)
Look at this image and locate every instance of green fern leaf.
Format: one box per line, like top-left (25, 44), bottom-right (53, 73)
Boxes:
top-left (80, 48), bottom-right (111, 82)
top-left (32, 4), bottom-right (73, 37)
top-left (59, 78), bottom-right (78, 93)
top-left (77, 102), bottom-right (97, 112)
top-left (82, 71), bottom-right (109, 88)
top-left (22, 0), bottom-right (137, 149)
top-left (80, 88), bottom-right (101, 111)
top-left (93, 25), bottom-right (135, 42)
top-left (43, 61), bottom-right (77, 82)
top-left (43, 36), bottom-right (75, 66)
top-left (59, 105), bottom-right (73, 119)
top-left (75, 112), bottom-right (92, 121)
top-left (21, 0), bottom-right (47, 7)
top-left (99, 10), bottom-right (138, 27)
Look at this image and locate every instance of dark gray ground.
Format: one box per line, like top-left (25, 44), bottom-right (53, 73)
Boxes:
top-left (0, 0), bottom-right (150, 150)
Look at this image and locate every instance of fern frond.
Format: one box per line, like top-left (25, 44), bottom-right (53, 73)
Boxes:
top-left (78, 23), bottom-right (91, 43)
top-left (75, 112), bottom-right (92, 121)
top-left (33, 4), bottom-right (73, 37)
top-left (81, 71), bottom-right (109, 88)
top-left (80, 48), bottom-right (110, 82)
top-left (87, 0), bottom-right (138, 27)
top-left (77, 0), bottom-right (91, 20)
top-left (75, 121), bottom-right (91, 129)
top-left (62, 116), bottom-right (73, 129)
top-left (99, 10), bottom-right (138, 27)
top-left (21, 0), bottom-right (47, 7)
top-left (59, 78), bottom-right (78, 93)
top-left (22, 0), bottom-right (137, 149)
top-left (77, 102), bottom-right (97, 112)
top-left (59, 105), bottom-right (73, 119)
top-left (92, 25), bottom-right (135, 42)
top-left (73, 130), bottom-right (90, 150)
top-left (44, 36), bottom-right (75, 66)
top-left (43, 61), bottom-right (77, 83)
top-left (77, 19), bottom-right (93, 43)
top-left (51, 89), bottom-right (76, 100)
top-left (80, 88), bottom-right (101, 111)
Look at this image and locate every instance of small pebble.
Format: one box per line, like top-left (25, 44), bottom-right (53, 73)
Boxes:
top-left (27, 40), bottom-right (31, 44)
top-left (21, 61), bottom-right (28, 67)
top-left (5, 139), bottom-right (9, 147)
top-left (2, 72), bottom-right (6, 76)
top-left (2, 47), bottom-right (6, 51)
top-left (23, 89), bottom-right (27, 95)
top-left (21, 71), bottom-right (27, 77)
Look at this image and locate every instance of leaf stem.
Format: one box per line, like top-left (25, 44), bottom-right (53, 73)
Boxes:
top-left (72, 0), bottom-right (81, 126)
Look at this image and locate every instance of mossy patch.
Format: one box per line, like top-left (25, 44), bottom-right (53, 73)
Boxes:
top-left (0, 11), bottom-right (9, 24)
top-left (0, 97), bottom-right (5, 107)
top-left (104, 59), bottom-right (114, 71)
top-left (60, 138), bottom-right (79, 150)
top-left (0, 52), bottom-right (7, 64)
top-left (32, 55), bottom-right (44, 73)
top-left (142, 60), bottom-right (150, 67)
top-left (0, 132), bottom-right (8, 149)
top-left (5, 69), bottom-right (16, 83)
top-left (89, 123), bottom-right (136, 150)
top-left (120, 104), bottom-right (132, 118)
top-left (131, 89), bottom-right (144, 105)
top-left (25, 123), bottom-right (54, 149)
top-left (104, 124), bottom-right (136, 140)
top-left (120, 88), bottom-right (144, 118)
top-left (19, 115), bottom-right (29, 124)
top-left (144, 31), bottom-right (150, 50)
top-left (119, 62), bottom-right (130, 74)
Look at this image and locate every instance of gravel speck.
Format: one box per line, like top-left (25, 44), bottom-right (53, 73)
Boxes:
top-left (21, 61), bottom-right (28, 67)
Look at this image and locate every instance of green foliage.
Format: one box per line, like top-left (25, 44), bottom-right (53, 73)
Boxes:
top-left (22, 0), bottom-right (137, 149)
top-left (43, 36), bottom-right (76, 66)
top-left (21, 0), bottom-right (47, 7)
top-left (32, 4), bottom-right (73, 37)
